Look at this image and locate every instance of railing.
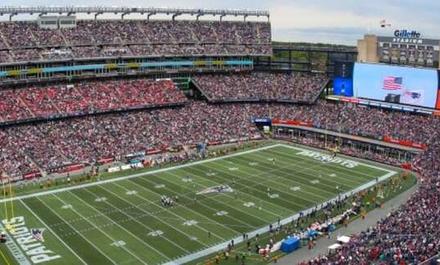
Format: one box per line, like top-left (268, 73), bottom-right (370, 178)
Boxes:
top-left (0, 6), bottom-right (269, 18)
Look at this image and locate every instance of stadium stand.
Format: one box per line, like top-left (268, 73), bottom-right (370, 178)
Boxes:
top-left (0, 20), bottom-right (271, 63)
top-left (302, 142), bottom-right (440, 264)
top-left (265, 100), bottom-right (438, 144)
top-left (1, 99), bottom-right (439, 177)
top-left (193, 72), bottom-right (328, 103)
top-left (0, 83), bottom-right (438, 265)
top-left (0, 8), bottom-right (438, 264)
top-left (0, 78), bottom-right (186, 124)
top-left (0, 101), bottom-right (262, 176)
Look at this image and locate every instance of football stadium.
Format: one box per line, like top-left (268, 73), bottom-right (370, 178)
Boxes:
top-left (0, 3), bottom-right (438, 265)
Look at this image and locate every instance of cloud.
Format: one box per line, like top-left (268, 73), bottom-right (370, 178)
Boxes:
top-left (274, 27), bottom-right (365, 45)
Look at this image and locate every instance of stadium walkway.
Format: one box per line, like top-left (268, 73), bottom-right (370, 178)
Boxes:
top-left (277, 183), bottom-right (419, 265)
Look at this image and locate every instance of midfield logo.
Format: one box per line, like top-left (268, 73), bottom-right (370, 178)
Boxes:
top-left (31, 228), bottom-right (45, 242)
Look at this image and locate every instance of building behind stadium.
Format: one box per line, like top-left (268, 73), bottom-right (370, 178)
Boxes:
top-left (357, 30), bottom-right (440, 68)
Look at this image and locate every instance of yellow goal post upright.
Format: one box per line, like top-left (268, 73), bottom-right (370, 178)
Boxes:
top-left (324, 132), bottom-right (342, 154)
top-left (1, 172), bottom-right (15, 233)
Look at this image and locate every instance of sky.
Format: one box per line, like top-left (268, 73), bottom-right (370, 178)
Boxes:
top-left (0, 0), bottom-right (438, 45)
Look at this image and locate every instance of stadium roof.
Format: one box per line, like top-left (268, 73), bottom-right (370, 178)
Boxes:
top-left (0, 6), bottom-right (270, 21)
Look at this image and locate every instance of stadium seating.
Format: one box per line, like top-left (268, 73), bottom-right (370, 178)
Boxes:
top-left (193, 72), bottom-right (328, 102)
top-left (302, 143), bottom-right (440, 265)
top-left (1, 99), bottom-right (439, 176)
top-left (0, 20), bottom-right (272, 63)
top-left (0, 101), bottom-right (261, 175)
top-left (0, 10), bottom-right (438, 265)
top-left (0, 78), bottom-right (186, 124)
top-left (0, 86), bottom-right (439, 264)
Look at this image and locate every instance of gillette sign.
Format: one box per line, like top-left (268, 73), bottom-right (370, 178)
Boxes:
top-left (394, 30), bottom-right (421, 39)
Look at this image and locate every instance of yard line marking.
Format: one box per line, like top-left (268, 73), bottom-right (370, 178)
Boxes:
top-left (52, 193), bottom-right (149, 265)
top-left (67, 190), bottom-right (170, 263)
top-left (122, 179), bottom-right (241, 235)
top-left (111, 181), bottom-right (227, 242)
top-left (19, 200), bottom-right (88, 265)
top-left (243, 149), bottom-right (386, 192)
top-left (163, 169), bottom-right (278, 223)
top-left (243, 153), bottom-right (349, 194)
top-left (193, 154), bottom-right (330, 206)
top-left (134, 175), bottom-right (259, 229)
top-left (267, 147), bottom-right (381, 181)
top-left (0, 144), bottom-right (285, 203)
top-left (206, 158), bottom-right (320, 207)
top-left (36, 197), bottom-right (118, 265)
top-left (186, 163), bottom-right (305, 213)
top-left (178, 161), bottom-right (300, 212)
top-left (95, 185), bottom-right (193, 254)
top-left (277, 144), bottom-right (396, 175)
top-left (48, 175), bottom-right (250, 235)
top-left (203, 155), bottom-right (330, 201)
top-left (246, 152), bottom-right (357, 191)
top-left (234, 154), bottom-right (337, 198)
top-left (163, 169), bottom-right (396, 265)
top-left (0, 247), bottom-right (11, 265)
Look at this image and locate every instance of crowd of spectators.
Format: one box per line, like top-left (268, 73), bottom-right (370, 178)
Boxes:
top-left (0, 78), bottom-right (186, 123)
top-left (263, 100), bottom-right (440, 144)
top-left (0, 101), bottom-right (262, 175)
top-left (276, 135), bottom-right (405, 166)
top-left (302, 139), bottom-right (440, 264)
top-left (0, 20), bottom-right (272, 63)
top-left (2, 99), bottom-right (440, 177)
top-left (193, 72), bottom-right (328, 102)
top-left (1, 85), bottom-right (440, 263)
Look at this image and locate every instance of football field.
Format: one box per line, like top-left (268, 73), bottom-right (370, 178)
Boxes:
top-left (0, 143), bottom-right (397, 265)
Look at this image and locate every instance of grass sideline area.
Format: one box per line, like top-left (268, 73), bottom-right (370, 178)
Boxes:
top-left (0, 143), bottom-right (414, 265)
top-left (5, 141), bottom-right (274, 198)
top-left (190, 168), bottom-right (416, 265)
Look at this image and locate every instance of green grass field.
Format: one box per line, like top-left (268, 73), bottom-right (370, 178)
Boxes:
top-left (0, 143), bottom-right (398, 265)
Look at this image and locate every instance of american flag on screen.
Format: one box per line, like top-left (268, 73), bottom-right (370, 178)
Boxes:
top-left (383, 76), bottom-right (403, 90)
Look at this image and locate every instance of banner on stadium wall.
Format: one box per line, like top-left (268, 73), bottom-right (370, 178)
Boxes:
top-left (126, 152), bottom-right (145, 159)
top-left (98, 157), bottom-right (114, 164)
top-left (146, 149), bottom-right (162, 155)
top-left (251, 118), bottom-right (272, 126)
top-left (63, 164), bottom-right (85, 173)
top-left (339, 97), bottom-right (360, 104)
top-left (272, 119), bottom-right (313, 127)
top-left (383, 136), bottom-right (427, 150)
top-left (166, 146), bottom-right (180, 153)
top-left (401, 163), bottom-right (412, 170)
top-left (23, 172), bottom-right (42, 180)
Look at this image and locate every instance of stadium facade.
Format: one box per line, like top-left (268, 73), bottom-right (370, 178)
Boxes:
top-left (0, 7), bottom-right (271, 86)
top-left (357, 31), bottom-right (440, 68)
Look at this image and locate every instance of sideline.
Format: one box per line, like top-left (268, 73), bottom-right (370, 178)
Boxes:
top-left (163, 169), bottom-right (396, 265)
top-left (0, 144), bottom-right (284, 203)
top-left (1, 143), bottom-right (399, 265)
top-left (0, 143), bottom-right (397, 203)
top-left (277, 183), bottom-right (419, 265)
